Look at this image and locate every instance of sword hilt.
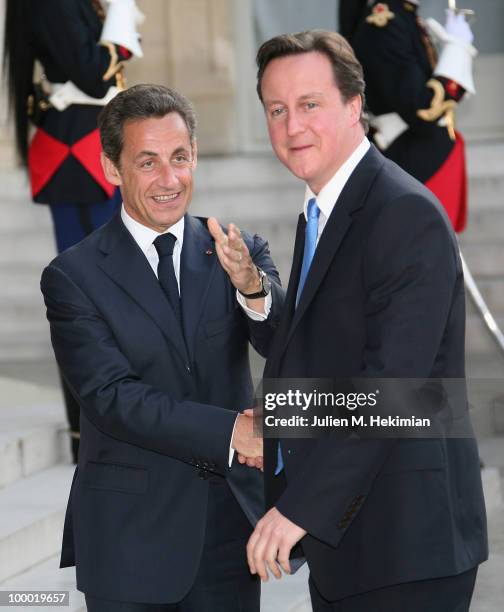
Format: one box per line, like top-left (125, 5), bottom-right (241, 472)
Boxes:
top-left (448, 0), bottom-right (475, 18)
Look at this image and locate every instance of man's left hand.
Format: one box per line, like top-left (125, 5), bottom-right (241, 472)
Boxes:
top-left (207, 217), bottom-right (260, 295)
top-left (247, 507), bottom-right (306, 581)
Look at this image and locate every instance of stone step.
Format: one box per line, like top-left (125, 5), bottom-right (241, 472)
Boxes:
top-left (0, 231), bottom-right (55, 267)
top-left (481, 467), bottom-right (503, 516)
top-left (465, 314), bottom-right (504, 360)
top-left (466, 142), bottom-right (504, 212)
top-left (0, 169), bottom-right (32, 200)
top-left (262, 564), bottom-right (310, 612)
top-left (0, 264), bottom-right (47, 302)
top-left (462, 208), bottom-right (504, 244)
top-left (0, 334), bottom-right (54, 361)
top-left (0, 465), bottom-right (75, 584)
top-left (0, 555), bottom-right (84, 612)
top-left (479, 436), bottom-right (504, 475)
top-left (467, 173), bottom-right (504, 212)
top-left (0, 378), bottom-right (67, 488)
top-left (0, 311), bottom-right (49, 343)
top-left (460, 243), bottom-right (504, 278)
top-left (465, 279), bottom-right (504, 316)
top-left (468, 382), bottom-right (504, 440)
top-left (0, 197), bottom-right (53, 232)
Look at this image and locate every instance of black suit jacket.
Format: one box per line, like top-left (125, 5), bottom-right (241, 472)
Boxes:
top-left (262, 145), bottom-right (488, 600)
top-left (41, 213), bottom-right (283, 603)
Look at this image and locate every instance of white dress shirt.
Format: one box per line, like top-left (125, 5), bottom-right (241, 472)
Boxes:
top-left (121, 205), bottom-right (237, 466)
top-left (303, 137), bottom-right (370, 244)
top-left (121, 206), bottom-right (185, 288)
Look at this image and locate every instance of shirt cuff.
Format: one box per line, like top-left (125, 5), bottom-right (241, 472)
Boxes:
top-left (236, 290), bottom-right (272, 321)
top-left (229, 413), bottom-right (240, 467)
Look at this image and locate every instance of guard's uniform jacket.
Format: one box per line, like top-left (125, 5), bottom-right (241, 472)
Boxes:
top-left (351, 0), bottom-right (469, 231)
top-left (27, 0), bottom-right (131, 205)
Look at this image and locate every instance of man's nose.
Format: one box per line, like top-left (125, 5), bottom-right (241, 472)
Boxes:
top-left (158, 162), bottom-right (178, 187)
top-left (286, 110), bottom-right (305, 137)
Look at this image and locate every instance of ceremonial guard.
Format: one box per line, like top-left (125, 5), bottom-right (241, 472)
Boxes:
top-left (3, 0), bottom-right (144, 461)
top-left (342, 0), bottom-right (476, 233)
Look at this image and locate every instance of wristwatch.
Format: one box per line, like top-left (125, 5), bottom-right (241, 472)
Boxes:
top-left (239, 267), bottom-right (271, 299)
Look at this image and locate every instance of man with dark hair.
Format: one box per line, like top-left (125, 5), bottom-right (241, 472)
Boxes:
top-left (41, 83), bottom-right (283, 612)
top-left (212, 30), bottom-right (487, 611)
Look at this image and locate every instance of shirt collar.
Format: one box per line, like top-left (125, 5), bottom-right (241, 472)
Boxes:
top-left (121, 204), bottom-right (185, 256)
top-left (303, 137), bottom-right (370, 220)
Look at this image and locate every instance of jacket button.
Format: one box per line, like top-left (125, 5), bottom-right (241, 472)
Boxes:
top-left (185, 364), bottom-right (191, 373)
top-left (199, 470), bottom-right (209, 480)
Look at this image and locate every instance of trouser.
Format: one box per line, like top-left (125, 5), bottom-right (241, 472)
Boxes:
top-left (49, 190), bottom-right (121, 462)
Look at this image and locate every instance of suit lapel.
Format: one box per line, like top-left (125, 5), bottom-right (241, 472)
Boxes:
top-left (264, 214), bottom-right (305, 377)
top-left (280, 145), bottom-right (385, 357)
top-left (180, 215), bottom-right (219, 362)
top-left (97, 214), bottom-right (189, 363)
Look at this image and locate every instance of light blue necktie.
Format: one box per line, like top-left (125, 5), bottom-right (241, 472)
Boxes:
top-left (296, 198), bottom-right (321, 306)
top-left (275, 197), bottom-right (320, 475)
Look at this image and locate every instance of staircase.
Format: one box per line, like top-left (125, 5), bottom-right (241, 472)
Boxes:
top-left (0, 377), bottom-right (85, 611)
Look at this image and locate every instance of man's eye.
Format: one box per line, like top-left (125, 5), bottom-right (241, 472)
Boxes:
top-left (305, 102), bottom-right (318, 110)
top-left (141, 160), bottom-right (154, 169)
top-left (271, 107), bottom-right (285, 118)
top-left (174, 155), bottom-right (189, 163)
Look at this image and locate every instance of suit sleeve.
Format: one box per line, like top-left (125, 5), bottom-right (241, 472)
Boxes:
top-left (241, 231), bottom-right (285, 358)
top-left (275, 194), bottom-right (460, 547)
top-left (41, 264), bottom-right (237, 473)
top-left (35, 0), bottom-right (130, 98)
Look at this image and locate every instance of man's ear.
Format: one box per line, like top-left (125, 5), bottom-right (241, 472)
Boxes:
top-left (101, 152), bottom-right (122, 186)
top-left (191, 139), bottom-right (198, 170)
top-left (348, 95), bottom-right (363, 127)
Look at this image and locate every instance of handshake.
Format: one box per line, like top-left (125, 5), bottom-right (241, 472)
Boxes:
top-left (231, 409), bottom-right (264, 471)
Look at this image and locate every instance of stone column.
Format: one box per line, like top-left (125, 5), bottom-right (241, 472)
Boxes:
top-left (131, 0), bottom-right (237, 154)
top-left (0, 0), bottom-right (17, 169)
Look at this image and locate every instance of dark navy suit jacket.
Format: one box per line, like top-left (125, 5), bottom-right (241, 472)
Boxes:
top-left (41, 213), bottom-right (283, 603)
top-left (258, 145), bottom-right (488, 601)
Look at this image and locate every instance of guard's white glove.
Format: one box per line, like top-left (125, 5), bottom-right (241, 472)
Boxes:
top-left (100, 0), bottom-right (144, 58)
top-left (426, 13), bottom-right (477, 95)
top-left (444, 9), bottom-right (474, 45)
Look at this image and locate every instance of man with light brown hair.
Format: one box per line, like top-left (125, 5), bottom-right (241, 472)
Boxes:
top-left (213, 29), bottom-right (487, 611)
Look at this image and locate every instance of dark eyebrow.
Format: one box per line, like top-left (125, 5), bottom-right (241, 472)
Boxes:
top-left (172, 146), bottom-right (191, 156)
top-left (134, 150), bottom-right (159, 161)
top-left (264, 92), bottom-right (324, 107)
top-left (134, 146), bottom-right (191, 162)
